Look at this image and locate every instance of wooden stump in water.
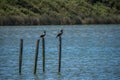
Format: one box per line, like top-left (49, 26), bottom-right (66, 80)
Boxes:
top-left (58, 36), bottom-right (62, 73)
top-left (42, 37), bottom-right (45, 73)
top-left (19, 39), bottom-right (23, 75)
top-left (34, 39), bottom-right (40, 74)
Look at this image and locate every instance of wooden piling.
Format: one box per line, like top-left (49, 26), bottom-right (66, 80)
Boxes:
top-left (34, 39), bottom-right (40, 74)
top-left (58, 36), bottom-right (62, 73)
top-left (42, 37), bottom-right (45, 73)
top-left (19, 39), bottom-right (23, 75)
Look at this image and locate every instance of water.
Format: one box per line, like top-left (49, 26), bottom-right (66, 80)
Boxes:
top-left (0, 25), bottom-right (120, 80)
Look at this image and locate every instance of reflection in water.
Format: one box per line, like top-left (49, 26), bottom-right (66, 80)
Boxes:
top-left (0, 25), bottom-right (120, 80)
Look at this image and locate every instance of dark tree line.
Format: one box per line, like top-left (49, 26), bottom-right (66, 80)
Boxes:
top-left (86, 0), bottom-right (120, 10)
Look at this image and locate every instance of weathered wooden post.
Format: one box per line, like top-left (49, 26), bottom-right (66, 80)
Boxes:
top-left (42, 37), bottom-right (45, 73)
top-left (19, 39), bottom-right (23, 75)
top-left (40, 31), bottom-right (46, 73)
top-left (58, 36), bottom-right (62, 73)
top-left (56, 29), bottom-right (63, 74)
top-left (34, 39), bottom-right (40, 74)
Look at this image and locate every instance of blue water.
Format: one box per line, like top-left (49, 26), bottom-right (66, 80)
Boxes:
top-left (0, 25), bottom-right (120, 80)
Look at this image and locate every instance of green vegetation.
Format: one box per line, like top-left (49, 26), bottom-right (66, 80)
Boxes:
top-left (0, 0), bottom-right (120, 25)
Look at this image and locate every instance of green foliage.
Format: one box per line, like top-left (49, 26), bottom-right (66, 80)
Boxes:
top-left (0, 0), bottom-right (120, 25)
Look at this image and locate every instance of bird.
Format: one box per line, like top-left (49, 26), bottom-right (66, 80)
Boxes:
top-left (56, 29), bottom-right (63, 38)
top-left (40, 31), bottom-right (46, 38)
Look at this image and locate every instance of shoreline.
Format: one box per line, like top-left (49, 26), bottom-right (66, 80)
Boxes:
top-left (0, 16), bottom-right (120, 26)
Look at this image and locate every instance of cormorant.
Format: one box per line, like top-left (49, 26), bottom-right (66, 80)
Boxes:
top-left (56, 29), bottom-right (63, 38)
top-left (40, 31), bottom-right (46, 38)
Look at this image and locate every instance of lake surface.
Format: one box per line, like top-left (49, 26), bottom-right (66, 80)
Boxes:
top-left (0, 25), bottom-right (120, 80)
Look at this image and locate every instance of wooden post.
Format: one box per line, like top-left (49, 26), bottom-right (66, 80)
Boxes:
top-left (34, 39), bottom-right (40, 74)
top-left (58, 36), bottom-right (62, 73)
top-left (19, 39), bottom-right (23, 75)
top-left (42, 37), bottom-right (45, 73)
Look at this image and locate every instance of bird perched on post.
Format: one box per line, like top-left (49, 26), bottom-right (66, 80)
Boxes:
top-left (40, 31), bottom-right (46, 38)
top-left (56, 29), bottom-right (63, 38)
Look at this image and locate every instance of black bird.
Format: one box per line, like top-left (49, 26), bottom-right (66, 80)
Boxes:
top-left (56, 29), bottom-right (63, 38)
top-left (40, 31), bottom-right (46, 38)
